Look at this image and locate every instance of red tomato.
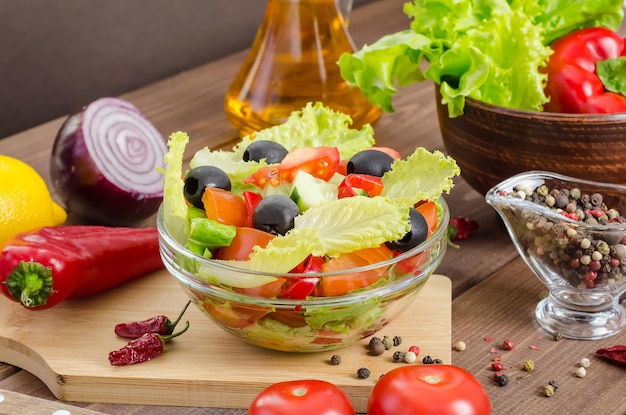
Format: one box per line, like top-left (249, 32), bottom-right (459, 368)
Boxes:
top-left (201, 187), bottom-right (248, 226)
top-left (367, 146), bottom-right (402, 160)
top-left (248, 379), bottom-right (355, 415)
top-left (368, 365), bottom-right (491, 415)
top-left (245, 147), bottom-right (340, 187)
top-left (215, 227), bottom-right (275, 261)
top-left (204, 303), bottom-right (270, 329)
top-left (318, 245), bottom-right (394, 296)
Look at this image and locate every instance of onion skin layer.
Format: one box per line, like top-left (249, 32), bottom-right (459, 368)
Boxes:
top-left (50, 97), bottom-right (166, 226)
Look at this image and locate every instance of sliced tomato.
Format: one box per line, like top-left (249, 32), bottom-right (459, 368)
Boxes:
top-left (244, 147), bottom-right (340, 188)
top-left (367, 146), bottom-right (402, 160)
top-left (416, 200), bottom-right (439, 236)
top-left (265, 311), bottom-right (308, 328)
top-left (201, 187), bottom-right (248, 227)
top-left (242, 191), bottom-right (263, 227)
top-left (215, 227), bottom-right (275, 260)
top-left (317, 245), bottom-right (394, 296)
top-left (204, 302), bottom-right (270, 329)
top-left (338, 173), bottom-right (384, 198)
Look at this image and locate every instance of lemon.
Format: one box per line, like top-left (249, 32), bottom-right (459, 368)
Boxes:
top-left (0, 154), bottom-right (67, 247)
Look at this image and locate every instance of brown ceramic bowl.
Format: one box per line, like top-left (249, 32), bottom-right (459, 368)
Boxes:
top-left (436, 90), bottom-right (626, 195)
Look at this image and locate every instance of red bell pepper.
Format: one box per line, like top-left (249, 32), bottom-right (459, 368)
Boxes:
top-left (337, 174), bottom-right (384, 198)
top-left (0, 226), bottom-right (163, 310)
top-left (544, 27), bottom-right (626, 114)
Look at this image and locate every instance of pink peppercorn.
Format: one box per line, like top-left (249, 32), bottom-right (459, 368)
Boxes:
top-left (502, 339), bottom-right (515, 350)
top-left (408, 345), bottom-right (420, 356)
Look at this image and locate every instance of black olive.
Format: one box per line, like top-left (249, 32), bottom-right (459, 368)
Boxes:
top-left (243, 140), bottom-right (289, 164)
top-left (253, 195), bottom-right (299, 235)
top-left (386, 208), bottom-right (429, 252)
top-left (347, 149), bottom-right (395, 177)
top-left (183, 166), bottom-right (231, 209)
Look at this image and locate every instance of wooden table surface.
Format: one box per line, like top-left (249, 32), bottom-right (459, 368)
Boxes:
top-left (1, 1), bottom-right (625, 414)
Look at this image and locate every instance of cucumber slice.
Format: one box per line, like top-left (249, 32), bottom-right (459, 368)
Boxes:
top-left (289, 170), bottom-right (338, 212)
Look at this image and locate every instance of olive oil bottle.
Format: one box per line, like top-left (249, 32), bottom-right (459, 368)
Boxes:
top-left (224, 0), bottom-right (381, 137)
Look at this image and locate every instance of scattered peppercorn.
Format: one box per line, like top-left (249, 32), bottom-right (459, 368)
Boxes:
top-left (494, 373), bottom-right (509, 387)
top-left (548, 380), bottom-right (559, 390)
top-left (393, 351), bottom-right (405, 362)
top-left (502, 184), bottom-right (626, 289)
top-left (522, 360), bottom-right (535, 371)
top-left (491, 362), bottom-right (505, 371)
top-left (553, 332), bottom-right (563, 341)
top-left (454, 341), bottom-right (466, 351)
top-left (408, 345), bottom-right (420, 356)
top-left (579, 357), bottom-right (591, 368)
top-left (575, 367), bottom-right (587, 378)
top-left (502, 339), bottom-right (515, 350)
top-left (368, 337), bottom-right (383, 348)
top-left (382, 336), bottom-right (393, 350)
top-left (369, 341), bottom-right (386, 356)
top-left (357, 368), bottom-right (371, 379)
top-left (404, 351), bottom-right (417, 363)
top-left (433, 358), bottom-right (443, 364)
top-left (330, 355), bottom-right (342, 365)
top-left (543, 384), bottom-right (555, 397)
top-left (422, 355), bottom-right (434, 364)
top-left (393, 336), bottom-right (402, 346)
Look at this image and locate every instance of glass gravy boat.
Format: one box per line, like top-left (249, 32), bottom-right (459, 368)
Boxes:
top-left (486, 171), bottom-right (626, 340)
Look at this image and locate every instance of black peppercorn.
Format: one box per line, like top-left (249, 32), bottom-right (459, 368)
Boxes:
top-left (330, 355), bottom-right (342, 365)
top-left (433, 358), bottom-right (443, 364)
top-left (422, 355), bottom-right (434, 364)
top-left (393, 351), bottom-right (405, 362)
top-left (494, 373), bottom-right (509, 387)
top-left (357, 367), bottom-right (371, 379)
top-left (393, 335), bottom-right (402, 346)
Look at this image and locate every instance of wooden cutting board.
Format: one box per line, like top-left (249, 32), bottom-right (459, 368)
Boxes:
top-left (0, 271), bottom-right (451, 413)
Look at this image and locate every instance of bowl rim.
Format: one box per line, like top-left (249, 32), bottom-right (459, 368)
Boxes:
top-left (157, 197), bottom-right (450, 278)
top-left (463, 96), bottom-right (626, 121)
top-left (485, 170), bottom-right (626, 231)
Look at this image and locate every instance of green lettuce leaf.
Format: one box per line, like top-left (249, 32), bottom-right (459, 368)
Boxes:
top-left (231, 102), bottom-right (376, 160)
top-left (382, 147), bottom-right (460, 205)
top-left (162, 131), bottom-right (190, 243)
top-left (304, 298), bottom-right (384, 334)
top-left (294, 196), bottom-right (410, 257)
top-left (338, 0), bottom-right (624, 116)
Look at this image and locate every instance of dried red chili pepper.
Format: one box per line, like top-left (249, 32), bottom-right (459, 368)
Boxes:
top-left (109, 321), bottom-right (190, 366)
top-left (596, 345), bottom-right (626, 368)
top-left (114, 301), bottom-right (192, 339)
top-left (0, 226), bottom-right (163, 310)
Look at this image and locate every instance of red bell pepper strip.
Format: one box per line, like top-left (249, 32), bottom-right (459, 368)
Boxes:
top-left (544, 27), bottom-right (626, 114)
top-left (0, 226), bottom-right (163, 310)
top-left (337, 174), bottom-right (384, 198)
top-left (242, 191), bottom-right (263, 228)
top-left (281, 255), bottom-right (324, 300)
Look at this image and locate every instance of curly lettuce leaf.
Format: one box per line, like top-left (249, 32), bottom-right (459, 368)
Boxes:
top-left (382, 147), bottom-right (460, 206)
top-left (231, 102), bottom-right (375, 160)
top-left (162, 131), bottom-right (190, 243)
top-left (339, 0), bottom-right (624, 116)
top-left (294, 197), bottom-right (410, 257)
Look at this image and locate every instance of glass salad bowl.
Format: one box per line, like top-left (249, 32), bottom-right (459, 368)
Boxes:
top-left (157, 199), bottom-right (449, 353)
top-left (486, 171), bottom-right (626, 340)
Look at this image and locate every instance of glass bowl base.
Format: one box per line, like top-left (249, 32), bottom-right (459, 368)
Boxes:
top-left (535, 297), bottom-right (626, 340)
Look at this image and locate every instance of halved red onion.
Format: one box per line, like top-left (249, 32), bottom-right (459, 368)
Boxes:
top-left (50, 97), bottom-right (167, 226)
